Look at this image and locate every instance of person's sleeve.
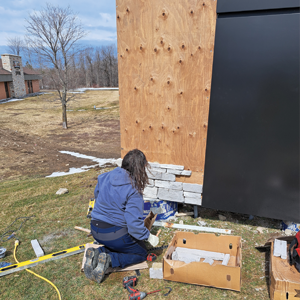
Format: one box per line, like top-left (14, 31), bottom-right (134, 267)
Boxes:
top-left (124, 192), bottom-right (150, 240)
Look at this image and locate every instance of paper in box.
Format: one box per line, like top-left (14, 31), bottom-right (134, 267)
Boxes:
top-left (163, 231), bottom-right (242, 291)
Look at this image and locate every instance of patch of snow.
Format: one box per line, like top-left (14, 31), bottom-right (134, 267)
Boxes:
top-left (76, 87), bottom-right (119, 92)
top-left (0, 98), bottom-right (25, 104)
top-left (46, 167), bottom-right (88, 178)
top-left (46, 151), bottom-right (121, 178)
top-left (59, 151), bottom-right (119, 166)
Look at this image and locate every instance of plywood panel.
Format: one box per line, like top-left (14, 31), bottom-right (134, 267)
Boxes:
top-left (116, 0), bottom-right (217, 184)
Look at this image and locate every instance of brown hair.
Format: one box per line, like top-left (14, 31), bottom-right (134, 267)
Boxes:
top-left (121, 149), bottom-right (149, 194)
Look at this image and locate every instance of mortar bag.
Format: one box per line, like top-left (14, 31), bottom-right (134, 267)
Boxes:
top-left (288, 231), bottom-right (300, 273)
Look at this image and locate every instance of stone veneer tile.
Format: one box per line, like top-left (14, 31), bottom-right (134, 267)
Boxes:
top-left (157, 188), bottom-right (184, 202)
top-left (155, 180), bottom-right (183, 190)
top-left (183, 183), bottom-right (203, 193)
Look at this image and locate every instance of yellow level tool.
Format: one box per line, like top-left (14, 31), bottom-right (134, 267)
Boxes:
top-left (86, 198), bottom-right (95, 218)
top-left (0, 244), bottom-right (86, 277)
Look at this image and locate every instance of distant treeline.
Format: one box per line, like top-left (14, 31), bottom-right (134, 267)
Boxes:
top-left (25, 44), bottom-right (118, 89)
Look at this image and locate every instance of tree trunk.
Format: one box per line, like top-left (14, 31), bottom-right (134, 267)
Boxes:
top-left (62, 100), bottom-right (67, 129)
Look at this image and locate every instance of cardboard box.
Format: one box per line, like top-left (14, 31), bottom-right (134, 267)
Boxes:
top-left (269, 236), bottom-right (300, 300)
top-left (163, 231), bottom-right (242, 291)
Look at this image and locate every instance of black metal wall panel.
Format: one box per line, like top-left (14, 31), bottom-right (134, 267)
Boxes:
top-left (217, 0), bottom-right (300, 13)
top-left (203, 10), bottom-right (300, 222)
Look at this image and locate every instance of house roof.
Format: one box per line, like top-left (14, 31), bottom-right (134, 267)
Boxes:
top-left (23, 67), bottom-right (41, 75)
top-left (0, 68), bottom-right (11, 75)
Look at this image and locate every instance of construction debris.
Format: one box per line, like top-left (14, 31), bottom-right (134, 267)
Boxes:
top-left (74, 226), bottom-right (90, 234)
top-left (31, 239), bottom-right (44, 258)
top-left (153, 221), bottom-right (231, 234)
top-left (172, 247), bottom-right (226, 264)
top-left (149, 262), bottom-right (163, 279)
top-left (256, 226), bottom-right (266, 234)
top-left (197, 220), bottom-right (207, 226)
top-left (175, 212), bottom-right (194, 217)
top-left (0, 247), bottom-right (6, 258)
top-left (273, 239), bottom-right (287, 259)
top-left (284, 229), bottom-right (293, 236)
top-left (55, 188), bottom-right (68, 195)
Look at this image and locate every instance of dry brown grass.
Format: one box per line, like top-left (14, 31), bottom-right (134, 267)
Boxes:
top-left (0, 90), bottom-right (119, 138)
top-left (0, 90), bottom-right (121, 180)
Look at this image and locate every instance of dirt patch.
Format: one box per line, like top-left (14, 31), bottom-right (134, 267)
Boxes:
top-left (0, 90), bottom-right (121, 180)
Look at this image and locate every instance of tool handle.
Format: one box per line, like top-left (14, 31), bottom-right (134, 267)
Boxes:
top-left (74, 226), bottom-right (90, 233)
top-left (129, 291), bottom-right (147, 300)
top-left (126, 285), bottom-right (137, 293)
top-left (156, 229), bottom-right (161, 237)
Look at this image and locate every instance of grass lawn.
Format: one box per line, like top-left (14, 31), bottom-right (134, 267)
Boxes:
top-left (0, 90), bottom-right (285, 299)
top-left (0, 168), bottom-right (283, 300)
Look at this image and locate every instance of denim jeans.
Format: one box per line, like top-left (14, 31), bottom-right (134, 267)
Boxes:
top-left (91, 223), bottom-right (147, 269)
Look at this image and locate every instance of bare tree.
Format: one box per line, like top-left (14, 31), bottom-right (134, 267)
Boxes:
top-left (100, 45), bottom-right (118, 87)
top-left (6, 36), bottom-right (24, 56)
top-left (25, 3), bottom-right (87, 129)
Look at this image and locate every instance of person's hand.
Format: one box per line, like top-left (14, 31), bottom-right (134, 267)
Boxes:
top-left (147, 233), bottom-right (159, 247)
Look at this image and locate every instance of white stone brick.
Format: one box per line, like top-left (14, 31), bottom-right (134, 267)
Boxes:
top-left (183, 183), bottom-right (203, 193)
top-left (148, 162), bottom-right (160, 168)
top-left (149, 167), bottom-right (166, 173)
top-left (184, 197), bottom-right (202, 205)
top-left (31, 239), bottom-right (44, 257)
top-left (184, 191), bottom-right (202, 198)
top-left (167, 169), bottom-right (182, 175)
top-left (147, 170), bottom-right (175, 181)
top-left (148, 179), bottom-right (154, 186)
top-left (154, 180), bottom-right (169, 189)
top-left (158, 164), bottom-right (184, 170)
top-left (155, 180), bottom-right (183, 190)
top-left (180, 170), bottom-right (192, 176)
top-left (143, 186), bottom-right (158, 198)
top-left (157, 188), bottom-right (184, 202)
top-left (149, 267), bottom-right (163, 279)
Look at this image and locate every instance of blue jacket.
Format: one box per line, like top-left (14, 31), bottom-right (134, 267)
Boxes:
top-left (91, 167), bottom-right (150, 241)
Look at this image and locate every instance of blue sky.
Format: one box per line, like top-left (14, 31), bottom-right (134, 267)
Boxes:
top-left (0, 0), bottom-right (117, 55)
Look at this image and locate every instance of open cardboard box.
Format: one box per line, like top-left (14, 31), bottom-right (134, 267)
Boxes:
top-left (163, 231), bottom-right (242, 291)
top-left (269, 236), bottom-right (300, 300)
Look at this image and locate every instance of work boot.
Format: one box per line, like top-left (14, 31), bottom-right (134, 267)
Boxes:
top-left (83, 247), bottom-right (100, 280)
top-left (92, 252), bottom-right (112, 283)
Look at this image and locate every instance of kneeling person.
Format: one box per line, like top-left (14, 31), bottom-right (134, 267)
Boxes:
top-left (84, 149), bottom-right (159, 283)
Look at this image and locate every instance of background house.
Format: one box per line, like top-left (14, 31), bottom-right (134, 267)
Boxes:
top-left (0, 54), bottom-right (41, 100)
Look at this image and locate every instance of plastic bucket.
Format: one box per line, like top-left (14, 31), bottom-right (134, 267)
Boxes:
top-left (143, 200), bottom-right (178, 221)
top-left (281, 221), bottom-right (300, 233)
